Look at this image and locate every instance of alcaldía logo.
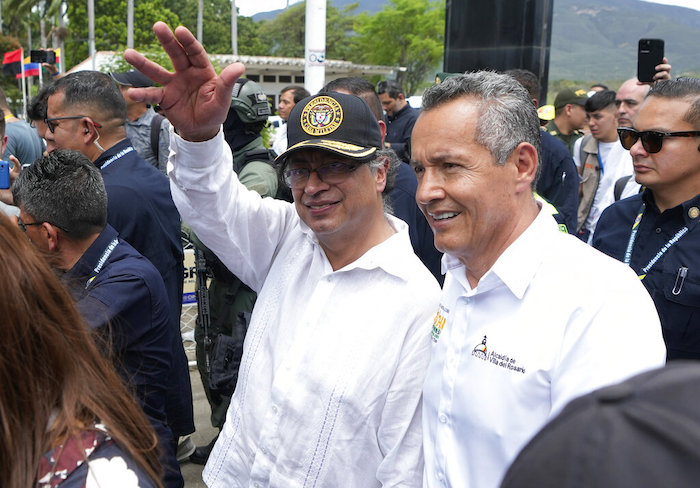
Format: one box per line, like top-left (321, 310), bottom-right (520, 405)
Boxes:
top-left (431, 304), bottom-right (448, 343)
top-left (472, 336), bottom-right (526, 374)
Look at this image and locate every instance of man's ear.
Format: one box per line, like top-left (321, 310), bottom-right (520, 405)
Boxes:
top-left (43, 222), bottom-right (62, 253)
top-left (374, 155), bottom-right (390, 193)
top-left (511, 142), bottom-right (538, 194)
top-left (378, 120), bottom-right (387, 147)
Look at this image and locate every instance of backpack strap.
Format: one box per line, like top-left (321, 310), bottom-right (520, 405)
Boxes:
top-left (150, 113), bottom-right (165, 165)
top-left (614, 175), bottom-right (633, 201)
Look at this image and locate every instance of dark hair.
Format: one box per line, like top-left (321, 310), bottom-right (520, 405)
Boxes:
top-left (505, 69), bottom-right (541, 102)
top-left (0, 116), bottom-right (4, 139)
top-left (281, 85), bottom-right (310, 104)
top-left (27, 83), bottom-right (53, 122)
top-left (47, 71), bottom-right (127, 125)
top-left (585, 90), bottom-right (617, 113)
top-left (590, 83), bottom-right (609, 91)
top-left (13, 149), bottom-right (107, 239)
top-left (648, 77), bottom-right (700, 130)
top-left (322, 77), bottom-right (384, 122)
top-left (376, 80), bottom-right (404, 99)
top-left (0, 214), bottom-right (163, 487)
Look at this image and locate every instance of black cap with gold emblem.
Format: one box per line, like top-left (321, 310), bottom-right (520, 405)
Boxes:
top-left (275, 92), bottom-right (382, 163)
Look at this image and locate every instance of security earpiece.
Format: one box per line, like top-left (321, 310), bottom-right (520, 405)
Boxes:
top-left (85, 129), bottom-right (89, 134)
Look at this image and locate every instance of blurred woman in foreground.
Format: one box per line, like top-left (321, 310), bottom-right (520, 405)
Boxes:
top-left (0, 214), bottom-right (163, 487)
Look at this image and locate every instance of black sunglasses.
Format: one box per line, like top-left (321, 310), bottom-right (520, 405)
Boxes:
top-left (618, 127), bottom-right (700, 154)
top-left (44, 116), bottom-right (102, 134)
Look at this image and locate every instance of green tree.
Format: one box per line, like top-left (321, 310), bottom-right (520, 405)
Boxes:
top-left (167, 0), bottom-right (269, 55)
top-left (353, 0), bottom-right (444, 95)
top-left (258, 1), bottom-right (359, 61)
top-left (0, 32), bottom-right (23, 106)
top-left (64, 0), bottom-right (180, 68)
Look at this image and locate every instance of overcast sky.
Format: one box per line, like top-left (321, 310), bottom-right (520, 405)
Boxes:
top-left (236, 0), bottom-right (699, 17)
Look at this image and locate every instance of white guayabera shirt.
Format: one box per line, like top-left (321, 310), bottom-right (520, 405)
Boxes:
top-left (169, 130), bottom-right (442, 488)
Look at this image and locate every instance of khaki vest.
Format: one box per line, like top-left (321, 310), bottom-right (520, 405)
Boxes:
top-left (577, 134), bottom-right (600, 233)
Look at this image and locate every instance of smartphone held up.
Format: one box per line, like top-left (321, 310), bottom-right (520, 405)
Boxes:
top-left (637, 39), bottom-right (664, 83)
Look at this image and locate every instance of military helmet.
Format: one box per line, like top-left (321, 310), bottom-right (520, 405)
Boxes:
top-left (231, 78), bottom-right (271, 124)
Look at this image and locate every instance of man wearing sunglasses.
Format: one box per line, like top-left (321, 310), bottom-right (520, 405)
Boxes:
top-left (43, 71), bottom-right (195, 469)
top-left (593, 77), bottom-right (700, 361)
top-left (125, 23), bottom-right (441, 487)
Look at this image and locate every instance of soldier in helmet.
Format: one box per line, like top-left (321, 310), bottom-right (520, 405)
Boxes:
top-left (187, 78), bottom-right (279, 464)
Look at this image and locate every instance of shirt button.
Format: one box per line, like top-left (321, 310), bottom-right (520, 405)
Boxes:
top-left (439, 414), bottom-right (447, 423)
top-left (261, 447), bottom-right (267, 454)
top-left (656, 228), bottom-right (662, 233)
top-left (272, 405), bottom-right (278, 414)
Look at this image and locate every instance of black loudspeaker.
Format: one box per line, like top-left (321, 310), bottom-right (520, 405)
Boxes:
top-left (444, 0), bottom-right (554, 104)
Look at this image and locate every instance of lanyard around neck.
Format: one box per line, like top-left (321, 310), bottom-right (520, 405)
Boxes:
top-left (85, 238), bottom-right (119, 289)
top-left (99, 146), bottom-right (134, 170)
top-left (623, 202), bottom-right (689, 279)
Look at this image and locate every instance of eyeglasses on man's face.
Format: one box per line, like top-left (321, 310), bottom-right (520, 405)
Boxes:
top-left (284, 161), bottom-right (361, 189)
top-left (618, 127), bottom-right (700, 154)
top-left (44, 116), bottom-right (102, 134)
top-left (17, 216), bottom-right (43, 232)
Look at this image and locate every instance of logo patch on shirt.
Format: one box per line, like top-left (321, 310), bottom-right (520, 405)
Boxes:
top-left (431, 304), bottom-right (449, 343)
top-left (471, 336), bottom-right (526, 374)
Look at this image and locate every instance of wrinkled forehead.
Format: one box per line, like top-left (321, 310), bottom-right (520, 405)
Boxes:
top-left (616, 82), bottom-right (649, 104)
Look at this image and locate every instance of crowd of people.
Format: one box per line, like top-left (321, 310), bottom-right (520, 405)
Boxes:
top-left (2, 19), bottom-right (700, 488)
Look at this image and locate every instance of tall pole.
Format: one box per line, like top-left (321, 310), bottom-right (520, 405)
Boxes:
top-left (231, 0), bottom-right (238, 55)
top-left (304, 0), bottom-right (326, 95)
top-left (59, 2), bottom-right (66, 74)
top-left (127, 0), bottom-right (134, 48)
top-left (197, 0), bottom-right (203, 43)
top-left (88, 0), bottom-right (96, 70)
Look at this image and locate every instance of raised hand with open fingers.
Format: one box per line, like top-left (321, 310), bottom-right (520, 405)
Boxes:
top-left (123, 21), bottom-right (245, 142)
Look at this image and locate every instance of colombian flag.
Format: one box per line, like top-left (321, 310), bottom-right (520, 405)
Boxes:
top-left (18, 56), bottom-right (40, 79)
top-left (2, 48), bottom-right (22, 76)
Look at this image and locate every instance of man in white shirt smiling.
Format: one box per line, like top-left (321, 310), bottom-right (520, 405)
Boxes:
top-left (125, 22), bottom-right (440, 488)
top-left (410, 71), bottom-right (666, 488)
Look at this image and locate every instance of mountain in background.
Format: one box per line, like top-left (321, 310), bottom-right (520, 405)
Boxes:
top-left (252, 0), bottom-right (700, 84)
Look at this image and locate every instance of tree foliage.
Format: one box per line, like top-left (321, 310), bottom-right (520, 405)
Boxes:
top-left (353, 0), bottom-right (444, 95)
top-left (166, 0), bottom-right (268, 55)
top-left (258, 1), bottom-right (359, 61)
top-left (64, 0), bottom-right (180, 68)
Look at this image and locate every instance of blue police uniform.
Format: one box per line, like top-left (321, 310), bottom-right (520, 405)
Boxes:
top-left (537, 130), bottom-right (579, 233)
top-left (93, 139), bottom-right (194, 438)
top-left (593, 190), bottom-right (700, 360)
top-left (62, 225), bottom-right (184, 488)
top-left (390, 161), bottom-right (443, 284)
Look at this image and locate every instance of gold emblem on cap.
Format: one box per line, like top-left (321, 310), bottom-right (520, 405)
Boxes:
top-left (575, 89), bottom-right (587, 96)
top-left (689, 207), bottom-right (699, 219)
top-left (300, 96), bottom-right (343, 136)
